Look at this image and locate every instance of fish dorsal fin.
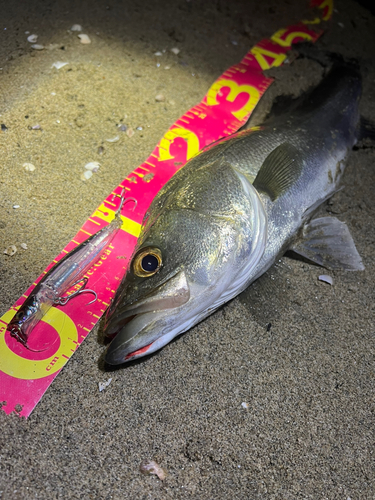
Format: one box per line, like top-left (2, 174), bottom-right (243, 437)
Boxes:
top-left (290, 217), bottom-right (364, 271)
top-left (253, 143), bottom-right (303, 201)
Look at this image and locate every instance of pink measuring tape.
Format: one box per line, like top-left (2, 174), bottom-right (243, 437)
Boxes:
top-left (0, 0), bottom-right (332, 418)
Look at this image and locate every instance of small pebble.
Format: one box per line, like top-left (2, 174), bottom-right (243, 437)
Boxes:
top-left (23, 162), bottom-right (36, 171)
top-left (99, 378), bottom-right (112, 392)
top-left (13, 205), bottom-right (20, 209)
top-left (27, 34), bottom-right (38, 43)
top-left (47, 43), bottom-right (60, 50)
top-left (4, 245), bottom-right (17, 256)
top-left (142, 172), bottom-right (154, 183)
top-left (31, 44), bottom-right (44, 50)
top-left (78, 34), bottom-right (91, 44)
top-left (84, 161), bottom-right (100, 171)
top-left (31, 124), bottom-right (42, 130)
top-left (136, 126), bottom-right (143, 131)
top-left (126, 127), bottom-right (134, 138)
top-left (171, 47), bottom-right (180, 55)
top-left (154, 51), bottom-right (162, 56)
top-left (97, 146), bottom-right (105, 154)
top-left (117, 124), bottom-right (127, 132)
top-left (1, 124), bottom-right (8, 131)
top-left (51, 61), bottom-right (68, 69)
top-left (164, 65), bottom-right (171, 70)
top-left (156, 62), bottom-right (160, 68)
top-left (338, 22), bottom-right (344, 28)
top-left (139, 460), bottom-right (166, 481)
top-left (20, 243), bottom-right (28, 250)
top-left (106, 136), bottom-right (119, 143)
top-left (155, 94), bottom-right (165, 102)
top-left (70, 24), bottom-right (82, 31)
top-left (318, 274), bottom-right (334, 285)
top-left (241, 402), bottom-right (249, 409)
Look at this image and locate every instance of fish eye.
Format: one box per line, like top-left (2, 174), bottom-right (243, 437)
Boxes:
top-left (133, 247), bottom-right (162, 277)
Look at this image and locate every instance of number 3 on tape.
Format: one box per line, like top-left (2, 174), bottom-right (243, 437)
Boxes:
top-left (206, 79), bottom-right (260, 121)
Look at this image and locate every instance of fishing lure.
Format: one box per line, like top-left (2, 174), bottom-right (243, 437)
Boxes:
top-left (7, 191), bottom-right (134, 348)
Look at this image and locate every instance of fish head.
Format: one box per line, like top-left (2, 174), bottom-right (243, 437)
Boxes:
top-left (104, 157), bottom-right (267, 364)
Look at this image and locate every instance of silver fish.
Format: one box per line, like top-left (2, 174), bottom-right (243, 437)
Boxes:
top-left (104, 63), bottom-right (365, 365)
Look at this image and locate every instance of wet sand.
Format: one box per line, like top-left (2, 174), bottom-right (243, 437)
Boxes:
top-left (1, 0), bottom-right (375, 498)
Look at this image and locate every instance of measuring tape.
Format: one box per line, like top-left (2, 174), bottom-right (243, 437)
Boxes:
top-left (0, 0), bottom-right (332, 418)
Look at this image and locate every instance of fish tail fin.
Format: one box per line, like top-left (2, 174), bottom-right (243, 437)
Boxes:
top-left (358, 116), bottom-right (375, 142)
top-left (293, 41), bottom-right (336, 67)
top-left (294, 42), bottom-right (361, 75)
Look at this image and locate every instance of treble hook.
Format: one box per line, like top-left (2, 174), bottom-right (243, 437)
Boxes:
top-left (112, 188), bottom-right (137, 216)
top-left (54, 277), bottom-right (98, 306)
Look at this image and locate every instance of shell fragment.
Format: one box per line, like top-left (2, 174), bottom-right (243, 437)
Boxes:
top-left (51, 61), bottom-right (68, 70)
top-left (23, 163), bottom-right (36, 172)
top-left (84, 161), bottom-right (100, 171)
top-left (4, 245), bottom-right (17, 256)
top-left (139, 460), bottom-right (166, 480)
top-left (78, 34), bottom-right (91, 44)
top-left (106, 136), bottom-right (119, 143)
top-left (318, 274), bottom-right (334, 285)
top-left (98, 378), bottom-right (112, 392)
top-left (27, 34), bottom-right (38, 43)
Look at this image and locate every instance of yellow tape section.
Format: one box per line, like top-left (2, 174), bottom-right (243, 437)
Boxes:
top-left (271, 29), bottom-right (313, 47)
top-left (159, 127), bottom-right (200, 162)
top-left (92, 203), bottom-right (142, 238)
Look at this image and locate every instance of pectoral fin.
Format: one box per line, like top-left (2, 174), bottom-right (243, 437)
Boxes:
top-left (290, 217), bottom-right (364, 271)
top-left (253, 143), bottom-right (303, 201)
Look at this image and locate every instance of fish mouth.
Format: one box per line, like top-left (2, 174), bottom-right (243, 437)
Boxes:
top-left (104, 270), bottom-right (190, 365)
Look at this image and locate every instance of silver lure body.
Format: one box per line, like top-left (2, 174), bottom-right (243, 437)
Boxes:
top-left (104, 64), bottom-right (364, 365)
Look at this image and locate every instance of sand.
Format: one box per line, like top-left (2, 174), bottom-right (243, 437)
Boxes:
top-left (0, 0), bottom-right (374, 498)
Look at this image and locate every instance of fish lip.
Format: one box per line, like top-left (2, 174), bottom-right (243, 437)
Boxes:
top-left (104, 310), bottom-right (165, 365)
top-left (104, 270), bottom-right (191, 363)
top-left (104, 269), bottom-right (190, 337)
